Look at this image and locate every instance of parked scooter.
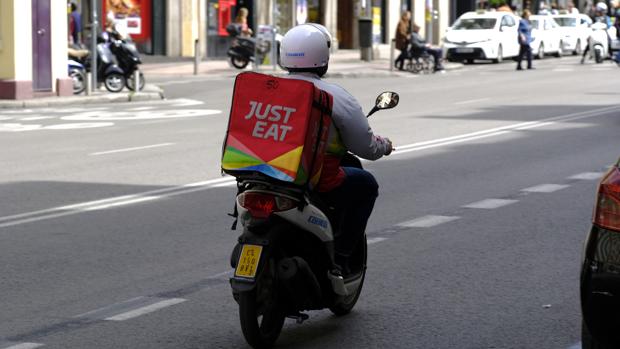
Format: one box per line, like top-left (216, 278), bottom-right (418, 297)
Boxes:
top-left (228, 92), bottom-right (399, 349)
top-left (68, 39), bottom-right (126, 93)
top-left (67, 48), bottom-right (88, 95)
top-left (104, 31), bottom-right (144, 91)
top-left (226, 24), bottom-right (281, 69)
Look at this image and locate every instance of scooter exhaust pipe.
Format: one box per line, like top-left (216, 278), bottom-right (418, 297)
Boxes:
top-left (277, 257), bottom-right (322, 302)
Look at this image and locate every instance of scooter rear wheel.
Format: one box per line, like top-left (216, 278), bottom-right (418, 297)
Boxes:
top-left (239, 258), bottom-right (285, 349)
top-left (69, 68), bottom-right (86, 95)
top-left (231, 56), bottom-right (250, 69)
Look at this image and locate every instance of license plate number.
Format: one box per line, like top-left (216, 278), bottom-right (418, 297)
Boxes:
top-left (235, 244), bottom-right (263, 278)
top-left (456, 48), bottom-right (474, 53)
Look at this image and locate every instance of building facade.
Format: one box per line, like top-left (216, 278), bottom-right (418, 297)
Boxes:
top-left (99, 0), bottom-right (455, 58)
top-left (0, 0), bottom-right (71, 99)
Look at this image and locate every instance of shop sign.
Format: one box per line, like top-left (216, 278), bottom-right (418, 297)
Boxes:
top-left (103, 0), bottom-right (152, 43)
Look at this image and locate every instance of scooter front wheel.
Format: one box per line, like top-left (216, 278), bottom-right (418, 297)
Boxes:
top-left (231, 56), bottom-right (250, 69)
top-left (104, 73), bottom-right (126, 93)
top-left (126, 71), bottom-right (145, 91)
top-left (329, 235), bottom-right (367, 316)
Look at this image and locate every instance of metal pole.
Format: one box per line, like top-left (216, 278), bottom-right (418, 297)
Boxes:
top-left (390, 38), bottom-right (395, 71)
top-left (91, 0), bottom-right (98, 93)
top-left (194, 39), bottom-right (200, 75)
top-left (272, 27), bottom-right (277, 71)
top-left (86, 72), bottom-right (92, 96)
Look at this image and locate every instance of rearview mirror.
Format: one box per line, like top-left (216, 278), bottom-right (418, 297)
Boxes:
top-left (375, 91), bottom-right (399, 110)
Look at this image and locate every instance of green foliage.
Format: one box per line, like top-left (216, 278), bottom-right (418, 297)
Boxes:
top-left (488, 0), bottom-right (507, 6)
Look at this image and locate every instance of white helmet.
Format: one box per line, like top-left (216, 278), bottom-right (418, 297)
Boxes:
top-left (280, 23), bottom-right (332, 69)
top-left (596, 2), bottom-right (608, 12)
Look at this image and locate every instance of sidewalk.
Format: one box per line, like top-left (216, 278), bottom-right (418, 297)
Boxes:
top-left (141, 49), bottom-right (463, 79)
top-left (0, 50), bottom-right (461, 109)
top-left (0, 84), bottom-right (165, 109)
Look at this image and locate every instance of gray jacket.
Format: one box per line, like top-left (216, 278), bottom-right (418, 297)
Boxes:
top-left (286, 72), bottom-right (391, 160)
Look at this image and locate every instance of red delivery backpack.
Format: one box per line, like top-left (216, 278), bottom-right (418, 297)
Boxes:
top-left (221, 72), bottom-right (332, 189)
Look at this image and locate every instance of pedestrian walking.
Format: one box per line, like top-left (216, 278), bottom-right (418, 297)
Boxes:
top-left (68, 1), bottom-right (82, 47)
top-left (394, 11), bottom-right (411, 71)
top-left (516, 9), bottom-right (534, 70)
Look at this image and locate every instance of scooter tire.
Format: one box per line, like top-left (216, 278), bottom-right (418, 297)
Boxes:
top-left (125, 71), bottom-right (145, 91)
top-left (329, 236), bottom-right (367, 316)
top-left (104, 73), bottom-right (126, 93)
top-left (69, 68), bottom-right (86, 95)
top-left (231, 56), bottom-right (250, 69)
top-left (238, 260), bottom-right (285, 349)
top-left (594, 48), bottom-right (603, 63)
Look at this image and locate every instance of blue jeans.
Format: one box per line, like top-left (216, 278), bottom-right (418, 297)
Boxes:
top-left (320, 167), bottom-right (379, 258)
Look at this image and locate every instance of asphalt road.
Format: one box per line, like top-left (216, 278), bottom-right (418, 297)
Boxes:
top-left (1, 56), bottom-right (618, 349)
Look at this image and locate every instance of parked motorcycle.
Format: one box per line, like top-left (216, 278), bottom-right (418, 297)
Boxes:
top-left (228, 92), bottom-right (399, 349)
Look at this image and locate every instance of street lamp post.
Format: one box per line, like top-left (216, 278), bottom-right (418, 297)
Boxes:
top-left (90, 0), bottom-right (98, 93)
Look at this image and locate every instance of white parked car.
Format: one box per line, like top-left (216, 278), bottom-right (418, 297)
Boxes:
top-left (444, 10), bottom-right (520, 63)
top-left (529, 15), bottom-right (564, 58)
top-left (552, 13), bottom-right (592, 55)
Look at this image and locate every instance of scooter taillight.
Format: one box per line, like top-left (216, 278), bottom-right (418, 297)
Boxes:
top-left (593, 166), bottom-right (620, 231)
top-left (238, 192), bottom-right (297, 219)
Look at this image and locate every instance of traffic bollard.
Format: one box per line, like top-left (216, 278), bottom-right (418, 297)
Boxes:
top-left (194, 39), bottom-right (200, 75)
top-left (134, 70), bottom-right (140, 92)
top-left (86, 72), bottom-right (92, 96)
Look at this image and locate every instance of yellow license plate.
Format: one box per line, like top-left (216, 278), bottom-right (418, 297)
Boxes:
top-left (235, 244), bottom-right (263, 278)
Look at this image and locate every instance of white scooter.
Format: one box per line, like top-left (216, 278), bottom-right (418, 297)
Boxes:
top-left (584, 22), bottom-right (611, 63)
top-left (228, 92), bottom-right (399, 349)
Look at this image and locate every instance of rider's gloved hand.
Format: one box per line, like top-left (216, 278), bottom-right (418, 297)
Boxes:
top-left (384, 138), bottom-right (394, 156)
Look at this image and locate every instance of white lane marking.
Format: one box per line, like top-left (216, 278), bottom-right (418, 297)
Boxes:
top-left (0, 177), bottom-right (237, 228)
top-left (0, 344), bottom-right (44, 349)
top-left (367, 237), bottom-right (388, 244)
top-left (521, 184), bottom-right (571, 193)
top-left (82, 196), bottom-right (161, 211)
top-left (0, 116), bottom-right (15, 121)
top-left (129, 106), bottom-right (156, 111)
top-left (19, 116), bottom-right (54, 121)
top-left (567, 342), bottom-right (581, 349)
top-left (169, 98), bottom-right (205, 107)
top-left (90, 143), bottom-right (175, 156)
top-left (553, 68), bottom-right (574, 72)
top-left (569, 172), bottom-right (605, 180)
top-left (391, 105), bottom-right (620, 157)
top-left (397, 215), bottom-right (460, 228)
top-left (105, 298), bottom-right (187, 321)
top-left (462, 198), bottom-right (519, 209)
top-left (62, 109), bottom-right (220, 121)
top-left (454, 98), bottom-right (490, 105)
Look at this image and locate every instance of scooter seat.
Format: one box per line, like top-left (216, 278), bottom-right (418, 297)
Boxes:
top-left (68, 48), bottom-right (90, 58)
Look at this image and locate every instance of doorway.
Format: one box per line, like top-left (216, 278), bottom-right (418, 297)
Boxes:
top-left (32, 0), bottom-right (52, 92)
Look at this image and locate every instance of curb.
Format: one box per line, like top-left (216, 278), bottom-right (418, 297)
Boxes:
top-left (0, 84), bottom-right (165, 109)
top-left (147, 62), bottom-right (464, 80)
